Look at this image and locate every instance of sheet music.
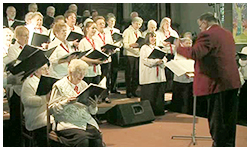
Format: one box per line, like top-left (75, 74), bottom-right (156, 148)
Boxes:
top-left (166, 60), bottom-right (195, 76)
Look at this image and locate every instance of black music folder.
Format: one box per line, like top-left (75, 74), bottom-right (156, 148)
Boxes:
top-left (36, 75), bottom-right (59, 96)
top-left (31, 32), bottom-right (50, 47)
top-left (164, 36), bottom-right (177, 44)
top-left (101, 44), bottom-right (119, 54)
top-left (136, 37), bottom-right (145, 48)
top-left (148, 48), bottom-right (167, 59)
top-left (42, 46), bottom-right (57, 58)
top-left (59, 50), bottom-right (90, 61)
top-left (85, 49), bottom-right (109, 61)
top-left (112, 32), bottom-right (123, 43)
top-left (66, 31), bottom-right (83, 41)
top-left (237, 52), bottom-right (247, 60)
top-left (8, 50), bottom-right (49, 81)
top-left (11, 19), bottom-right (25, 29)
top-left (17, 45), bottom-right (39, 61)
top-left (77, 83), bottom-right (106, 106)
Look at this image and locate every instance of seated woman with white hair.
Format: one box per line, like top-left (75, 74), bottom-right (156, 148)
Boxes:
top-left (142, 20), bottom-right (157, 38)
top-left (49, 59), bottom-right (103, 147)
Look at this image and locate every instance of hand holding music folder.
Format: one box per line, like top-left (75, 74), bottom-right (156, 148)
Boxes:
top-left (59, 50), bottom-right (90, 61)
top-left (76, 83), bottom-right (107, 106)
top-left (85, 49), bottom-right (109, 61)
top-left (17, 45), bottom-right (57, 61)
top-left (148, 48), bottom-right (167, 59)
top-left (36, 75), bottom-right (59, 96)
top-left (164, 36), bottom-right (177, 44)
top-left (112, 32), bottom-right (123, 43)
top-left (136, 37), bottom-right (146, 48)
top-left (101, 44), bottom-right (119, 54)
top-left (66, 31), bottom-right (83, 41)
top-left (165, 60), bottom-right (195, 77)
top-left (31, 32), bottom-right (50, 47)
top-left (7, 50), bottom-right (49, 81)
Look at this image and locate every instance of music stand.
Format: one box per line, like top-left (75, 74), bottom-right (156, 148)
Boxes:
top-left (171, 96), bottom-right (211, 145)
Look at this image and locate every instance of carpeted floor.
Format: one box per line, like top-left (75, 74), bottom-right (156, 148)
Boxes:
top-left (99, 112), bottom-right (247, 147)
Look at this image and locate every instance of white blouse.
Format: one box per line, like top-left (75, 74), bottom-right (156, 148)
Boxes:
top-left (49, 76), bottom-right (99, 131)
top-left (49, 40), bottom-right (76, 78)
top-left (25, 24), bottom-right (49, 45)
top-left (93, 30), bottom-right (113, 63)
top-left (123, 25), bottom-right (141, 57)
top-left (21, 75), bottom-right (51, 131)
top-left (173, 54), bottom-right (194, 83)
top-left (156, 29), bottom-right (179, 54)
top-left (7, 41), bottom-right (23, 61)
top-left (79, 37), bottom-right (102, 77)
top-left (139, 44), bottom-right (167, 85)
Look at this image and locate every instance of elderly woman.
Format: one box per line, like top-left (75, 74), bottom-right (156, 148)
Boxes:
top-left (156, 17), bottom-right (179, 53)
top-left (7, 26), bottom-right (29, 61)
top-left (156, 17), bottom-right (179, 92)
top-left (48, 15), bottom-right (65, 42)
top-left (49, 59), bottom-right (103, 147)
top-left (49, 22), bottom-right (77, 78)
top-left (3, 27), bottom-right (14, 57)
top-left (142, 20), bottom-right (157, 38)
top-left (122, 16), bottom-right (143, 98)
top-left (21, 63), bottom-right (51, 147)
top-left (139, 32), bottom-right (167, 116)
top-left (25, 12), bottom-right (49, 45)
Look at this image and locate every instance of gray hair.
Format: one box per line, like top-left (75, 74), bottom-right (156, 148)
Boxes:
top-left (47, 6), bottom-right (55, 12)
top-left (147, 20), bottom-right (157, 28)
top-left (132, 16), bottom-right (143, 24)
top-left (68, 59), bottom-right (89, 76)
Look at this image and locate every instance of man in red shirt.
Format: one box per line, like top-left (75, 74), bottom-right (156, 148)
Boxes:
top-left (175, 12), bottom-right (241, 147)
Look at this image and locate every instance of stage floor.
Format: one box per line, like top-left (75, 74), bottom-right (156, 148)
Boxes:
top-left (99, 112), bottom-right (247, 147)
top-left (97, 91), bottom-right (247, 147)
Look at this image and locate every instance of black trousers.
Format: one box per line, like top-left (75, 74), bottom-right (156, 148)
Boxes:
top-left (124, 56), bottom-right (139, 95)
top-left (83, 75), bottom-right (101, 85)
top-left (101, 63), bottom-right (111, 97)
top-left (201, 89), bottom-right (239, 147)
top-left (33, 126), bottom-right (48, 147)
top-left (141, 82), bottom-right (166, 116)
top-left (110, 52), bottom-right (120, 91)
top-left (8, 91), bottom-right (22, 147)
top-left (171, 81), bottom-right (193, 114)
top-left (238, 80), bottom-right (247, 121)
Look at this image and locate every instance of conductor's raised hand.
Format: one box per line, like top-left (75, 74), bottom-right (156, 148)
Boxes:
top-left (174, 38), bottom-right (180, 49)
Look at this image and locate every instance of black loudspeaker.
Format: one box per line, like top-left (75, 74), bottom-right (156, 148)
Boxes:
top-left (105, 100), bottom-right (155, 126)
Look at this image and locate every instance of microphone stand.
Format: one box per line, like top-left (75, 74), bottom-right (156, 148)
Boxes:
top-left (171, 95), bottom-right (211, 145)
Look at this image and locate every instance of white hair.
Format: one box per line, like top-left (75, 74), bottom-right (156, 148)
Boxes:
top-left (68, 59), bottom-right (89, 76)
top-left (147, 20), bottom-right (157, 28)
top-left (132, 17), bottom-right (143, 24)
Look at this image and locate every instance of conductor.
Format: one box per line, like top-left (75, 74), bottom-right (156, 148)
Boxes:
top-left (174, 12), bottom-right (241, 147)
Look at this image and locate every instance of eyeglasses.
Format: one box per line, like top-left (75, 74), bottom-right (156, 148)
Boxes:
top-left (199, 22), bottom-right (204, 28)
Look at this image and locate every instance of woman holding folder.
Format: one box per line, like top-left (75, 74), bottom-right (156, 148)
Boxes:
top-left (21, 63), bottom-right (51, 146)
top-left (156, 17), bottom-right (179, 92)
top-left (139, 32), bottom-right (167, 116)
top-left (49, 59), bottom-right (103, 147)
top-left (79, 21), bottom-right (103, 85)
top-left (49, 22), bottom-right (77, 78)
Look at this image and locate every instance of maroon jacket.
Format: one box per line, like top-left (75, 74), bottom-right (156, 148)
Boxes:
top-left (177, 25), bottom-right (240, 96)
